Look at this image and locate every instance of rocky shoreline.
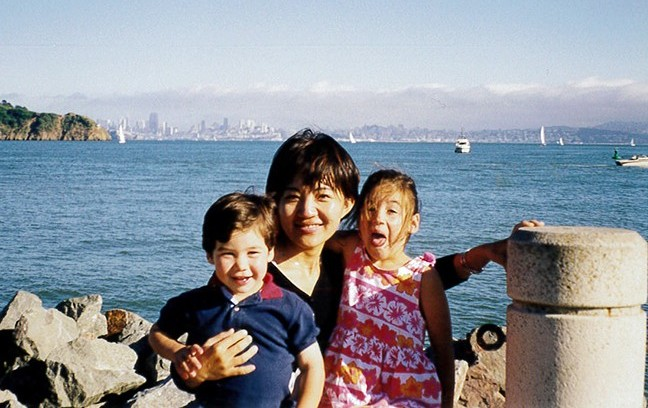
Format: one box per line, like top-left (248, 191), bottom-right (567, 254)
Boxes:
top-left (0, 291), bottom-right (508, 407)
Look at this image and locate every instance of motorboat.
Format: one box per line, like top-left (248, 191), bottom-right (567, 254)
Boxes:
top-left (455, 137), bottom-right (470, 153)
top-left (615, 154), bottom-right (648, 168)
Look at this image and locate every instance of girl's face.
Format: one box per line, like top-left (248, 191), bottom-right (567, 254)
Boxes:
top-left (359, 190), bottom-right (419, 267)
top-left (278, 178), bottom-right (354, 253)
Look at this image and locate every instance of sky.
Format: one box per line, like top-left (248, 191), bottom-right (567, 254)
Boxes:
top-left (2, 1), bottom-right (647, 131)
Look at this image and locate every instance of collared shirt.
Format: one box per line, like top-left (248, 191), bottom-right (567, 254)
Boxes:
top-left (158, 271), bottom-right (318, 407)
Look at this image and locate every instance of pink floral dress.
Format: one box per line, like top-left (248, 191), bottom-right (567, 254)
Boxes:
top-left (321, 244), bottom-right (441, 408)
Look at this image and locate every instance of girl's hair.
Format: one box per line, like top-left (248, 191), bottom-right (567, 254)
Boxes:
top-left (351, 169), bottom-right (420, 241)
top-left (202, 192), bottom-right (277, 253)
top-left (265, 129), bottom-right (360, 204)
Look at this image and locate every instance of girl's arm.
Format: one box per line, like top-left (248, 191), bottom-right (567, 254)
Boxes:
top-left (294, 342), bottom-right (325, 408)
top-left (420, 268), bottom-right (455, 408)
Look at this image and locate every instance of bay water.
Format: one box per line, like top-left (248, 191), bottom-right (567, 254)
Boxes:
top-left (1, 141), bottom-right (646, 389)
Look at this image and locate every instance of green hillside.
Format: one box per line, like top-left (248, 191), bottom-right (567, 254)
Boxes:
top-left (0, 101), bottom-right (110, 141)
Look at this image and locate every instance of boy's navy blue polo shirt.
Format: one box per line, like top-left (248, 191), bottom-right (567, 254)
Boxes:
top-left (157, 273), bottom-right (319, 407)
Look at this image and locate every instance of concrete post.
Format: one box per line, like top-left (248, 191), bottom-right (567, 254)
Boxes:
top-left (506, 226), bottom-right (647, 407)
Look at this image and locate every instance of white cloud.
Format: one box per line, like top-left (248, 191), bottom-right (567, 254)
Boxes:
top-left (484, 83), bottom-right (544, 95)
top-left (570, 76), bottom-right (636, 89)
top-left (8, 78), bottom-right (648, 131)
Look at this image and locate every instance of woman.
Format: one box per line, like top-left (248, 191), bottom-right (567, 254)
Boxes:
top-left (160, 129), bottom-right (542, 386)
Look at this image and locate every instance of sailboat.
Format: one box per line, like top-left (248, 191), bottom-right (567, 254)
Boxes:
top-left (348, 131), bottom-right (357, 144)
top-left (630, 138), bottom-right (636, 147)
top-left (117, 125), bottom-right (126, 144)
top-left (558, 137), bottom-right (564, 146)
top-left (540, 126), bottom-right (546, 146)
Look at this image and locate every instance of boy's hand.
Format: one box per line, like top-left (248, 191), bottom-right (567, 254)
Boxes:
top-left (173, 344), bottom-right (205, 380)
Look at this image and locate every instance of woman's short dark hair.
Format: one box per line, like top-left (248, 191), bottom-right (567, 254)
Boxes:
top-left (266, 129), bottom-right (360, 203)
top-left (202, 192), bottom-right (277, 253)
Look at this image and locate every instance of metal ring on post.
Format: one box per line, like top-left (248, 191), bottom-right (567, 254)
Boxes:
top-left (476, 324), bottom-right (506, 351)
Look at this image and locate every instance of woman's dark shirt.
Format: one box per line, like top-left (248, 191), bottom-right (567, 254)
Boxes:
top-left (268, 249), bottom-right (463, 351)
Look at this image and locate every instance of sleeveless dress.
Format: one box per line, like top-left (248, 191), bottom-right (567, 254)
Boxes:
top-left (321, 244), bottom-right (441, 407)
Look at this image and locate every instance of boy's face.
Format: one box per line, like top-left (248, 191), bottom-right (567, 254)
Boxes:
top-left (207, 227), bottom-right (274, 302)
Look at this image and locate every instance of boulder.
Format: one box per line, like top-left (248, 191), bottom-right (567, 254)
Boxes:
top-left (0, 291), bottom-right (43, 331)
top-left (0, 389), bottom-right (27, 408)
top-left (43, 337), bottom-right (146, 407)
top-left (126, 377), bottom-right (195, 407)
top-left (455, 324), bottom-right (507, 408)
top-left (105, 309), bottom-right (151, 345)
top-left (103, 309), bottom-right (170, 383)
top-left (56, 294), bottom-right (108, 339)
top-left (13, 306), bottom-right (79, 360)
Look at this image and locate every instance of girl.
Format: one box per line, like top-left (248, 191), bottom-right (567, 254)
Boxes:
top-left (322, 169), bottom-right (454, 408)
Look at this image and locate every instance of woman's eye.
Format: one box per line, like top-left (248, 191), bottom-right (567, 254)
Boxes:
top-left (283, 193), bottom-right (299, 202)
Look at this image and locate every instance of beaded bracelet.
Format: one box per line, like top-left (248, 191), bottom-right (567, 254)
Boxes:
top-left (461, 251), bottom-right (483, 275)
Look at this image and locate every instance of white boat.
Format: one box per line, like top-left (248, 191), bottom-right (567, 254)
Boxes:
top-left (615, 154), bottom-right (648, 167)
top-left (454, 137), bottom-right (471, 153)
top-left (540, 126), bottom-right (546, 146)
top-left (348, 131), bottom-right (357, 144)
top-left (558, 137), bottom-right (564, 146)
top-left (117, 125), bottom-right (126, 144)
top-left (630, 138), bottom-right (636, 147)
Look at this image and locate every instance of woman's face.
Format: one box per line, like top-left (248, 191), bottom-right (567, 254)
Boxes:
top-left (278, 178), bottom-right (353, 253)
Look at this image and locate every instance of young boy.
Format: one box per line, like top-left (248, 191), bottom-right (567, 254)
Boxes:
top-left (148, 192), bottom-right (324, 407)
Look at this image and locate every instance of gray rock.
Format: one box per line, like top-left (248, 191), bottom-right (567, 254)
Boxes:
top-left (43, 337), bottom-right (146, 407)
top-left (13, 307), bottom-right (79, 360)
top-left (126, 377), bottom-right (195, 407)
top-left (104, 309), bottom-right (151, 346)
top-left (453, 359), bottom-right (469, 405)
top-left (103, 309), bottom-right (169, 383)
top-left (56, 294), bottom-right (108, 339)
top-left (0, 291), bottom-right (42, 331)
top-left (0, 389), bottom-right (27, 408)
top-left (455, 325), bottom-right (507, 408)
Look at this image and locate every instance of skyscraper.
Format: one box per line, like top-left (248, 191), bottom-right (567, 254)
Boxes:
top-left (149, 112), bottom-right (159, 134)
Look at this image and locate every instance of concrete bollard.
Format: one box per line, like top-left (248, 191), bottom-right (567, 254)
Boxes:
top-left (506, 226), bottom-right (647, 407)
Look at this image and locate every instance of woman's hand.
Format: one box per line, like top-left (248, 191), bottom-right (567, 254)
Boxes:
top-left (488, 219), bottom-right (544, 267)
top-left (184, 329), bottom-right (259, 387)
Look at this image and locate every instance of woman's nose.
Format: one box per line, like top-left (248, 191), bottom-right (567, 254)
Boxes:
top-left (297, 195), bottom-right (317, 217)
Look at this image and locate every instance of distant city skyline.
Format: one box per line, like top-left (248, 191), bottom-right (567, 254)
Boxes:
top-left (2, 1), bottom-right (647, 131)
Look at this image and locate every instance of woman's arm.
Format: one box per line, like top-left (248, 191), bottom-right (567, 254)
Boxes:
top-left (436, 220), bottom-right (544, 289)
top-left (325, 229), bottom-right (359, 254)
top-left (294, 342), bottom-right (325, 408)
top-left (420, 268), bottom-right (454, 408)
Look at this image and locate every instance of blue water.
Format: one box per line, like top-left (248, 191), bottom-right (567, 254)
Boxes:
top-left (1, 141), bottom-right (647, 388)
